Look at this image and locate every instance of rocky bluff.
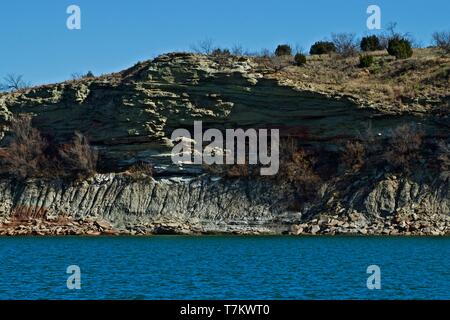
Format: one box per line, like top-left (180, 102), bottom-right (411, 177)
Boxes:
top-left (0, 52), bottom-right (448, 235)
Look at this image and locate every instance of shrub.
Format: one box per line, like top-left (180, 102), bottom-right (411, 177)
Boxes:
top-left (432, 31), bottom-right (450, 54)
top-left (211, 48), bottom-right (231, 57)
top-left (278, 139), bottom-right (321, 200)
top-left (359, 55), bottom-right (374, 68)
top-left (360, 35), bottom-right (383, 51)
top-left (275, 44), bottom-right (292, 56)
top-left (126, 161), bottom-right (154, 178)
top-left (71, 72), bottom-right (96, 80)
top-left (436, 140), bottom-right (450, 180)
top-left (231, 45), bottom-right (244, 56)
top-left (259, 56), bottom-right (292, 71)
top-left (331, 33), bottom-right (359, 57)
top-left (59, 132), bottom-right (98, 177)
top-left (70, 73), bottom-right (83, 80)
top-left (384, 123), bottom-right (424, 172)
top-left (387, 37), bottom-right (413, 59)
top-left (225, 164), bottom-right (251, 177)
top-left (0, 114), bottom-right (52, 179)
top-left (191, 38), bottom-right (214, 54)
top-left (211, 48), bottom-right (232, 65)
top-left (340, 141), bottom-right (365, 173)
top-left (203, 163), bottom-right (257, 178)
top-left (84, 71), bottom-right (95, 78)
top-left (294, 53), bottom-right (307, 66)
top-left (309, 41), bottom-right (336, 55)
top-left (0, 114), bottom-right (97, 180)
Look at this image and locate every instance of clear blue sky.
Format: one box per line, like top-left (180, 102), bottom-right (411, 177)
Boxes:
top-left (0, 0), bottom-right (449, 86)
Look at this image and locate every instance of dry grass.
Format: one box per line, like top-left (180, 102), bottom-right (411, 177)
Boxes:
top-left (254, 55), bottom-right (294, 71)
top-left (125, 162), bottom-right (154, 178)
top-left (203, 163), bottom-right (258, 178)
top-left (261, 48), bottom-right (450, 112)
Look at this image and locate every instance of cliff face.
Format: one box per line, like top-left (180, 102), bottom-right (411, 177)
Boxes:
top-left (0, 173), bottom-right (448, 235)
top-left (1, 52), bottom-right (447, 171)
top-left (0, 175), bottom-right (290, 234)
top-left (0, 51), bottom-right (448, 235)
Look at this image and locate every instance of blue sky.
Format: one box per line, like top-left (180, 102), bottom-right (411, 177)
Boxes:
top-left (0, 0), bottom-right (449, 86)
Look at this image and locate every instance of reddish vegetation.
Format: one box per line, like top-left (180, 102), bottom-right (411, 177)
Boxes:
top-left (278, 138), bottom-right (321, 200)
top-left (340, 140), bottom-right (366, 173)
top-left (0, 114), bottom-right (97, 180)
top-left (383, 124), bottom-right (424, 172)
top-left (11, 205), bottom-right (48, 221)
top-left (0, 205), bottom-right (117, 236)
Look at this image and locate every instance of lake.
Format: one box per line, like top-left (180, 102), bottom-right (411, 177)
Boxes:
top-left (0, 236), bottom-right (448, 299)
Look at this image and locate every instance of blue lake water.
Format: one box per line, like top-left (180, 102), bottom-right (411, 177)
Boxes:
top-left (0, 236), bottom-right (448, 300)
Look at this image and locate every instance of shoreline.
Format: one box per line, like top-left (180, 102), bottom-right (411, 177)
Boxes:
top-left (1, 217), bottom-right (448, 237)
top-left (0, 173), bottom-right (448, 238)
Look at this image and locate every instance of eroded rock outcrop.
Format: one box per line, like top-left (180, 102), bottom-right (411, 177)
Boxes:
top-left (0, 52), bottom-right (448, 235)
top-left (0, 174), bottom-right (294, 234)
top-left (1, 53), bottom-right (447, 170)
top-left (0, 172), bottom-right (448, 235)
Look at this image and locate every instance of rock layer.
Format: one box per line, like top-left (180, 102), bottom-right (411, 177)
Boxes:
top-left (0, 173), bottom-right (448, 235)
top-left (1, 53), bottom-right (447, 171)
top-left (0, 52), bottom-right (448, 235)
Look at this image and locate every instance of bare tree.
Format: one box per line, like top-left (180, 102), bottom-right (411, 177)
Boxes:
top-left (71, 73), bottom-right (83, 80)
top-left (377, 22), bottom-right (400, 49)
top-left (403, 32), bottom-right (422, 48)
top-left (59, 131), bottom-right (98, 176)
top-left (384, 123), bottom-right (424, 172)
top-left (71, 71), bottom-right (95, 80)
top-left (259, 48), bottom-right (272, 57)
top-left (1, 74), bottom-right (30, 91)
top-left (386, 22), bottom-right (399, 37)
top-left (190, 38), bottom-right (215, 54)
top-left (0, 114), bottom-right (50, 179)
top-left (294, 44), bottom-right (306, 55)
top-left (331, 33), bottom-right (359, 57)
top-left (0, 114), bottom-right (98, 180)
top-left (231, 44), bottom-right (244, 56)
top-left (380, 22), bottom-right (421, 48)
top-left (432, 31), bottom-right (450, 54)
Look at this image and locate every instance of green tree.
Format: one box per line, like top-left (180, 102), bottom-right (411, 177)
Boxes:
top-left (387, 37), bottom-right (413, 59)
top-left (275, 44), bottom-right (292, 56)
top-left (294, 53), bottom-right (307, 66)
top-left (359, 55), bottom-right (374, 68)
top-left (360, 35), bottom-right (383, 51)
top-left (309, 41), bottom-right (336, 55)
